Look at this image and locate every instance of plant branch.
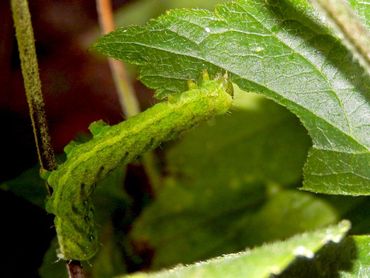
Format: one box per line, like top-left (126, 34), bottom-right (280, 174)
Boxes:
top-left (11, 1), bottom-right (85, 277)
top-left (10, 0), bottom-right (56, 192)
top-left (96, 0), bottom-right (140, 117)
top-left (311, 0), bottom-right (370, 75)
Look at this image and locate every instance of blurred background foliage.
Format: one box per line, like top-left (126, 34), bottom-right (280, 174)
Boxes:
top-left (0, 0), bottom-right (369, 277)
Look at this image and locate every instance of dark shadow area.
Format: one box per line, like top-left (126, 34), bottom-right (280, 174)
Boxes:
top-left (278, 237), bottom-right (357, 277)
top-left (318, 195), bottom-right (370, 236)
top-left (0, 190), bottom-right (55, 278)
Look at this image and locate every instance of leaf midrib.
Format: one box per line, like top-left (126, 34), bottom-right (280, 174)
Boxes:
top-left (105, 38), bottom-right (366, 151)
top-left (98, 2), bottom-right (369, 152)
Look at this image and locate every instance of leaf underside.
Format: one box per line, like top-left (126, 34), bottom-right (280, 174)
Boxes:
top-left (120, 221), bottom-right (350, 278)
top-left (130, 92), bottom-right (337, 269)
top-left (94, 0), bottom-right (370, 195)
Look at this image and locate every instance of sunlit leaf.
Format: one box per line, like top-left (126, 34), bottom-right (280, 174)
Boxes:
top-left (94, 0), bottom-right (370, 195)
top-left (123, 221), bottom-right (350, 278)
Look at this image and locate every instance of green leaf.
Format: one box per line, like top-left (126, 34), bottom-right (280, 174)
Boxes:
top-left (93, 165), bottom-right (130, 225)
top-left (91, 223), bottom-right (127, 278)
top-left (167, 89), bottom-right (311, 187)
top-left (39, 239), bottom-right (67, 278)
top-left (0, 154), bottom-right (68, 208)
top-left (122, 221), bottom-right (350, 278)
top-left (350, 0), bottom-right (370, 30)
top-left (91, 168), bottom-right (129, 277)
top-left (339, 236), bottom-right (370, 277)
top-left (0, 165), bottom-right (46, 208)
top-left (132, 188), bottom-right (338, 269)
top-left (130, 92), bottom-right (336, 269)
top-left (94, 0), bottom-right (370, 195)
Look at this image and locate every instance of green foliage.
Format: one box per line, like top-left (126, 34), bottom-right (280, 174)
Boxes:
top-left (45, 76), bottom-right (233, 261)
top-left (166, 89), bottom-right (311, 187)
top-left (0, 164), bottom-right (46, 208)
top-left (39, 239), bottom-right (67, 278)
top-left (90, 223), bottom-right (127, 278)
top-left (132, 187), bottom-right (338, 269)
top-left (5, 0), bottom-right (370, 276)
top-left (40, 166), bottom-right (129, 277)
top-left (340, 236), bottom-right (370, 277)
top-left (40, 227), bottom-right (127, 278)
top-left (130, 90), bottom-right (338, 269)
top-left (121, 221), bottom-right (350, 278)
top-left (94, 0), bottom-right (370, 196)
top-left (1, 162), bottom-right (138, 276)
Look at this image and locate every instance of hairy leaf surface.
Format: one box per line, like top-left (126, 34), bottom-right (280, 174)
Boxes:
top-left (131, 92), bottom-right (336, 269)
top-left (167, 89), bottom-right (311, 187)
top-left (94, 0), bottom-right (370, 195)
top-left (123, 221), bottom-right (350, 278)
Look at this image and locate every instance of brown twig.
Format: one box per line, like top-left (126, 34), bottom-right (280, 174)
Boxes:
top-left (66, 261), bottom-right (85, 278)
top-left (96, 0), bottom-right (162, 191)
top-left (96, 0), bottom-right (140, 117)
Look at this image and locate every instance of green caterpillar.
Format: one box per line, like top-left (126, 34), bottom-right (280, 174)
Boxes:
top-left (45, 73), bottom-right (233, 261)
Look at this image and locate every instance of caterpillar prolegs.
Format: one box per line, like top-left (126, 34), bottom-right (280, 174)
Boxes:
top-left (45, 73), bottom-right (233, 261)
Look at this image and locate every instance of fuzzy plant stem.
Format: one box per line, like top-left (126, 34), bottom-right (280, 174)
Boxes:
top-left (96, 0), bottom-right (162, 191)
top-left (11, 0), bottom-right (57, 175)
top-left (10, 0), bottom-right (57, 181)
top-left (311, 0), bottom-right (370, 75)
top-left (11, 0), bottom-right (84, 277)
